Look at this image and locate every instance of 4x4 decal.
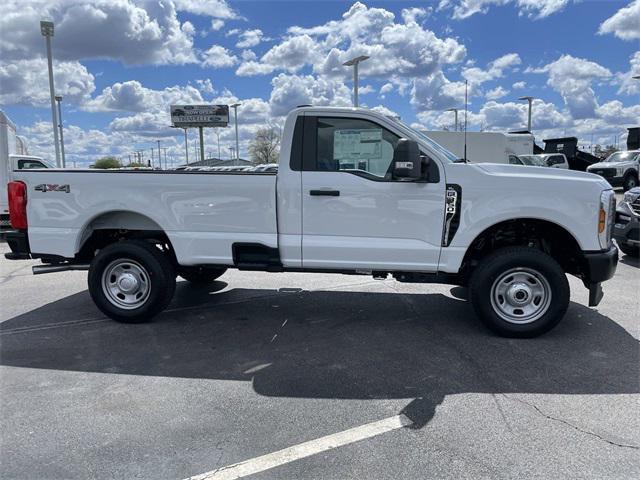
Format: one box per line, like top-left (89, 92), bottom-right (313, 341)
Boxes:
top-left (35, 184), bottom-right (70, 193)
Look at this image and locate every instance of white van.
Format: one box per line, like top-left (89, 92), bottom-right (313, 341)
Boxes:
top-left (422, 131), bottom-right (534, 165)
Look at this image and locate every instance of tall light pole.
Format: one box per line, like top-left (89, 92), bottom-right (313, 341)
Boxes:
top-left (41, 20), bottom-right (61, 167)
top-left (230, 103), bottom-right (241, 165)
top-left (446, 108), bottom-right (459, 132)
top-left (157, 139), bottom-right (162, 169)
top-left (54, 95), bottom-right (67, 167)
top-left (343, 55), bottom-right (369, 107)
top-left (518, 96), bottom-right (535, 132)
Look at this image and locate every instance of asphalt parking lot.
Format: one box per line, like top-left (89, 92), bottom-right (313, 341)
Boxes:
top-left (1, 238), bottom-right (639, 479)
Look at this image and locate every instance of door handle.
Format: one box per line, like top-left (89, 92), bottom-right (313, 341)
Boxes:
top-left (309, 189), bottom-right (340, 196)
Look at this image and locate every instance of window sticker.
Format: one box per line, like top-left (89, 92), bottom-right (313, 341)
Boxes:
top-left (333, 129), bottom-right (383, 161)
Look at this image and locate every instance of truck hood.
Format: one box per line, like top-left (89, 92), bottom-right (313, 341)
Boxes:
top-left (587, 161), bottom-right (628, 169)
top-left (475, 162), bottom-right (607, 185)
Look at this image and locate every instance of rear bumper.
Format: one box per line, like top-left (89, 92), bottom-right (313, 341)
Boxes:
top-left (4, 230), bottom-right (31, 260)
top-left (579, 245), bottom-right (618, 307)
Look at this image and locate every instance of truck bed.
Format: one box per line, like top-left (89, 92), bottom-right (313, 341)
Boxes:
top-left (12, 169), bottom-right (278, 265)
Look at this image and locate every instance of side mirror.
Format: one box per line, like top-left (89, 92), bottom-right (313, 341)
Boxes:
top-left (392, 139), bottom-right (422, 181)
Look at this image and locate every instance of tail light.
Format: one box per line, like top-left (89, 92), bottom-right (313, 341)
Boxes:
top-left (8, 181), bottom-right (28, 229)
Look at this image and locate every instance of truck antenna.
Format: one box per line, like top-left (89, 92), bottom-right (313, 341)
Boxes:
top-left (464, 80), bottom-right (468, 163)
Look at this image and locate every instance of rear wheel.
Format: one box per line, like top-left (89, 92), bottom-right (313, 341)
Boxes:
top-left (178, 266), bottom-right (227, 284)
top-left (469, 247), bottom-right (569, 338)
top-left (88, 240), bottom-right (176, 323)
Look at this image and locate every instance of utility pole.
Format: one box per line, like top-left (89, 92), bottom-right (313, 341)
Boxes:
top-left (157, 140), bottom-right (161, 169)
top-left (41, 20), bottom-right (61, 167)
top-left (214, 128), bottom-right (221, 159)
top-left (446, 108), bottom-right (459, 132)
top-left (198, 126), bottom-right (205, 163)
top-left (183, 128), bottom-right (189, 165)
top-left (343, 55), bottom-right (370, 108)
top-left (518, 96), bottom-right (535, 132)
top-left (54, 95), bottom-right (67, 167)
top-left (230, 103), bottom-right (241, 165)
top-left (151, 148), bottom-right (155, 168)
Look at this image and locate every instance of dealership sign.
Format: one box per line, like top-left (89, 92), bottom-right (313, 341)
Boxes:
top-left (170, 105), bottom-right (229, 128)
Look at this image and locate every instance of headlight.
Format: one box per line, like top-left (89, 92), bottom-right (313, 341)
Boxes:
top-left (598, 190), bottom-right (615, 249)
top-left (623, 190), bottom-right (640, 204)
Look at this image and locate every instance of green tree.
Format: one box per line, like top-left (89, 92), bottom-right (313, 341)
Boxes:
top-left (249, 127), bottom-right (280, 165)
top-left (93, 157), bottom-right (122, 169)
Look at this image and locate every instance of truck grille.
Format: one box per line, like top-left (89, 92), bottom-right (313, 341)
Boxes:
top-left (590, 168), bottom-right (616, 179)
top-left (631, 199), bottom-right (640, 215)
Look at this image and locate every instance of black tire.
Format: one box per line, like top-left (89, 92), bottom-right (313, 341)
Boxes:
top-left (88, 240), bottom-right (176, 323)
top-left (469, 246), bottom-right (570, 338)
top-left (619, 243), bottom-right (640, 258)
top-left (623, 173), bottom-right (639, 192)
top-left (178, 266), bottom-right (227, 284)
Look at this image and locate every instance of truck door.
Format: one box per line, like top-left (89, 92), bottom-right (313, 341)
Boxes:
top-left (300, 115), bottom-right (445, 271)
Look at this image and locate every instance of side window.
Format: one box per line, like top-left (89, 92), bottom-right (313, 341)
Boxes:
top-left (18, 159), bottom-right (46, 169)
top-left (509, 155), bottom-right (521, 165)
top-left (548, 155), bottom-right (562, 166)
top-left (315, 117), bottom-right (400, 179)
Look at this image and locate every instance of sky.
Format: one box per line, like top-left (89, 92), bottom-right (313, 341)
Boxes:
top-left (0, 0), bottom-right (638, 167)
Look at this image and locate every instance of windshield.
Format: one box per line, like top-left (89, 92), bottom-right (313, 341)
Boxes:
top-left (519, 155), bottom-right (546, 166)
top-left (397, 121), bottom-right (461, 162)
top-left (605, 151), bottom-right (639, 163)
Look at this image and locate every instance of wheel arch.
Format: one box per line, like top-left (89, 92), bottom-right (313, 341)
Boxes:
top-left (459, 217), bottom-right (585, 283)
top-left (75, 210), bottom-right (176, 264)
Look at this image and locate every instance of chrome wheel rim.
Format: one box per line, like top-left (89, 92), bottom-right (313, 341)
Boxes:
top-left (490, 267), bottom-right (551, 324)
top-left (101, 259), bottom-right (151, 310)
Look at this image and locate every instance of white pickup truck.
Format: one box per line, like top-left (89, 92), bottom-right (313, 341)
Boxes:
top-left (5, 107), bottom-right (618, 337)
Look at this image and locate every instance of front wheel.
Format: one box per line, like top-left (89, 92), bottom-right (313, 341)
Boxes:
top-left (623, 174), bottom-right (639, 192)
top-left (88, 240), bottom-right (176, 323)
top-left (469, 247), bottom-right (569, 338)
top-left (619, 243), bottom-right (640, 258)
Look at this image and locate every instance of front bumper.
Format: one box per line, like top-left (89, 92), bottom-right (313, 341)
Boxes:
top-left (580, 245), bottom-right (618, 307)
top-left (4, 230), bottom-right (31, 260)
top-left (613, 203), bottom-right (640, 248)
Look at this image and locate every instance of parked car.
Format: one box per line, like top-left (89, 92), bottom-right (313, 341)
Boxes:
top-left (587, 150), bottom-right (640, 191)
top-left (519, 153), bottom-right (569, 169)
top-left (5, 106), bottom-right (618, 338)
top-left (516, 155), bottom-right (547, 167)
top-left (613, 187), bottom-right (640, 257)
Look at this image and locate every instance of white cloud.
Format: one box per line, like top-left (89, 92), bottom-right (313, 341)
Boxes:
top-left (380, 83), bottom-right (394, 94)
top-left (512, 81), bottom-right (526, 89)
top-left (85, 81), bottom-right (203, 113)
top-left (528, 54), bottom-right (612, 119)
top-left (211, 19), bottom-right (225, 31)
top-left (401, 7), bottom-right (430, 24)
top-left (442, 0), bottom-right (570, 20)
top-left (237, 35), bottom-right (320, 76)
top-left (173, 0), bottom-right (238, 19)
top-left (1, 0), bottom-right (200, 65)
top-left (269, 73), bottom-right (351, 116)
top-left (485, 86), bottom-right (509, 100)
top-left (599, 0), bottom-right (640, 41)
top-left (462, 53), bottom-right (521, 84)
top-left (202, 45), bottom-right (238, 68)
top-left (411, 71), bottom-right (467, 110)
top-left (616, 51), bottom-right (640, 95)
top-left (238, 2), bottom-right (465, 80)
top-left (236, 29), bottom-right (264, 48)
top-left (0, 58), bottom-right (95, 107)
